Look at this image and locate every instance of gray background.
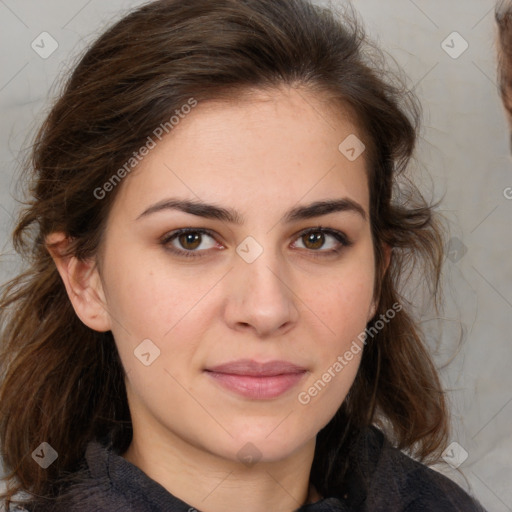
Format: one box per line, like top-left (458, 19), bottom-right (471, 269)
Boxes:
top-left (0, 1), bottom-right (511, 511)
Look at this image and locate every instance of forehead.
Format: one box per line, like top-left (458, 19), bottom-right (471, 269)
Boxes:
top-left (110, 86), bottom-right (370, 220)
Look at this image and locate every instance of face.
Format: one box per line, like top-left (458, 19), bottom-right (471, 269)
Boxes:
top-left (90, 87), bottom-right (381, 464)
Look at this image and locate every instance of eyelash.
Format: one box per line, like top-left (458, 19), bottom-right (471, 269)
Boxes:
top-left (159, 226), bottom-right (353, 260)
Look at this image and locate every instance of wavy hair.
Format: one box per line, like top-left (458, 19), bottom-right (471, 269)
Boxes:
top-left (0, 0), bottom-right (450, 508)
top-left (496, 0), bottom-right (512, 138)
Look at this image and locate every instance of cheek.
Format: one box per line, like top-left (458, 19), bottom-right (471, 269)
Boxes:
top-left (106, 264), bottom-right (208, 415)
top-left (100, 252), bottom-right (206, 379)
top-left (308, 278), bottom-right (372, 371)
top-left (301, 246), bottom-right (375, 394)
top-left (314, 253), bottom-right (375, 340)
top-left (103, 243), bottom-right (201, 335)
top-left (294, 273), bottom-right (373, 425)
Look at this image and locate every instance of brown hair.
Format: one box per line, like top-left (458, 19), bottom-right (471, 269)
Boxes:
top-left (496, 0), bottom-right (512, 135)
top-left (0, 0), bottom-right (450, 508)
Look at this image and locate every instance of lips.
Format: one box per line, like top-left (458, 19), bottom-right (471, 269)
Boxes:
top-left (204, 359), bottom-right (308, 399)
top-left (205, 359), bottom-right (307, 376)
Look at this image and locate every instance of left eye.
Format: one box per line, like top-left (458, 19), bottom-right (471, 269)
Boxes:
top-left (293, 229), bottom-right (346, 252)
top-left (160, 226), bottom-right (351, 259)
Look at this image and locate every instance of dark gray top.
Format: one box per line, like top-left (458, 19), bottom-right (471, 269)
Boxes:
top-left (24, 426), bottom-right (488, 511)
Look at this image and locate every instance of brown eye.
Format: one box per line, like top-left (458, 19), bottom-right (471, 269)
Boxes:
top-left (160, 226), bottom-right (352, 260)
top-left (160, 228), bottom-right (219, 258)
top-left (293, 227), bottom-right (351, 256)
top-left (302, 231), bottom-right (326, 250)
top-left (177, 232), bottom-right (202, 250)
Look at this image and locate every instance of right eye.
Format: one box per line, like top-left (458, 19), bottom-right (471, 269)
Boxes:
top-left (160, 228), bottom-right (222, 258)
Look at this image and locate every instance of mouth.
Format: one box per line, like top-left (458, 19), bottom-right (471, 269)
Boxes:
top-left (204, 359), bottom-right (308, 399)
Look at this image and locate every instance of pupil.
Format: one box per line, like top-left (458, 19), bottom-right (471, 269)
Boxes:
top-left (182, 233), bottom-right (200, 249)
top-left (306, 232), bottom-right (323, 249)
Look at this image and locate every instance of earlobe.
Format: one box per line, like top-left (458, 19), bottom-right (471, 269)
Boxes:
top-left (45, 232), bottom-right (111, 332)
top-left (383, 242), bottom-right (392, 274)
top-left (367, 301), bottom-right (377, 322)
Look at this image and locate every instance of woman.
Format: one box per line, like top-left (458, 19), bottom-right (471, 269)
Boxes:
top-left (0, 0), bottom-right (488, 510)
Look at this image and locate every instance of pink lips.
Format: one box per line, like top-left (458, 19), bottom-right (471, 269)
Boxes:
top-left (204, 359), bottom-right (308, 399)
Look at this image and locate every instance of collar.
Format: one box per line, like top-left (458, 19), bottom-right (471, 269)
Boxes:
top-left (85, 427), bottom-right (384, 511)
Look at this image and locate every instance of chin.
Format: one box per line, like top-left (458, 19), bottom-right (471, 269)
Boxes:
top-left (223, 428), bottom-right (313, 464)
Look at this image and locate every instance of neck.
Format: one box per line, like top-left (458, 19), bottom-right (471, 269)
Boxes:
top-left (122, 417), bottom-right (319, 512)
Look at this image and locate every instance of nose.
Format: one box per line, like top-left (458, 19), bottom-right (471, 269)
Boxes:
top-left (223, 243), bottom-right (299, 338)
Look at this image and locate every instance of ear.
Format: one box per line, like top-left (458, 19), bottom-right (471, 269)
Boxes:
top-left (45, 232), bottom-right (111, 332)
top-left (382, 242), bottom-right (392, 274)
top-left (367, 242), bottom-right (392, 321)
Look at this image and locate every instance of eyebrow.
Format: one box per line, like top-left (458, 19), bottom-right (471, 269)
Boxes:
top-left (136, 197), bottom-right (367, 224)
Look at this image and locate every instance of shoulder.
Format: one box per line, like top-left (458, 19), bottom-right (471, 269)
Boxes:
top-left (20, 436), bottom-right (195, 512)
top-left (350, 426), bottom-right (488, 512)
top-left (18, 439), bottom-right (145, 512)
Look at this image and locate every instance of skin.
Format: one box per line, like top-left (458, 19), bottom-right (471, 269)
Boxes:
top-left (48, 86), bottom-right (390, 512)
